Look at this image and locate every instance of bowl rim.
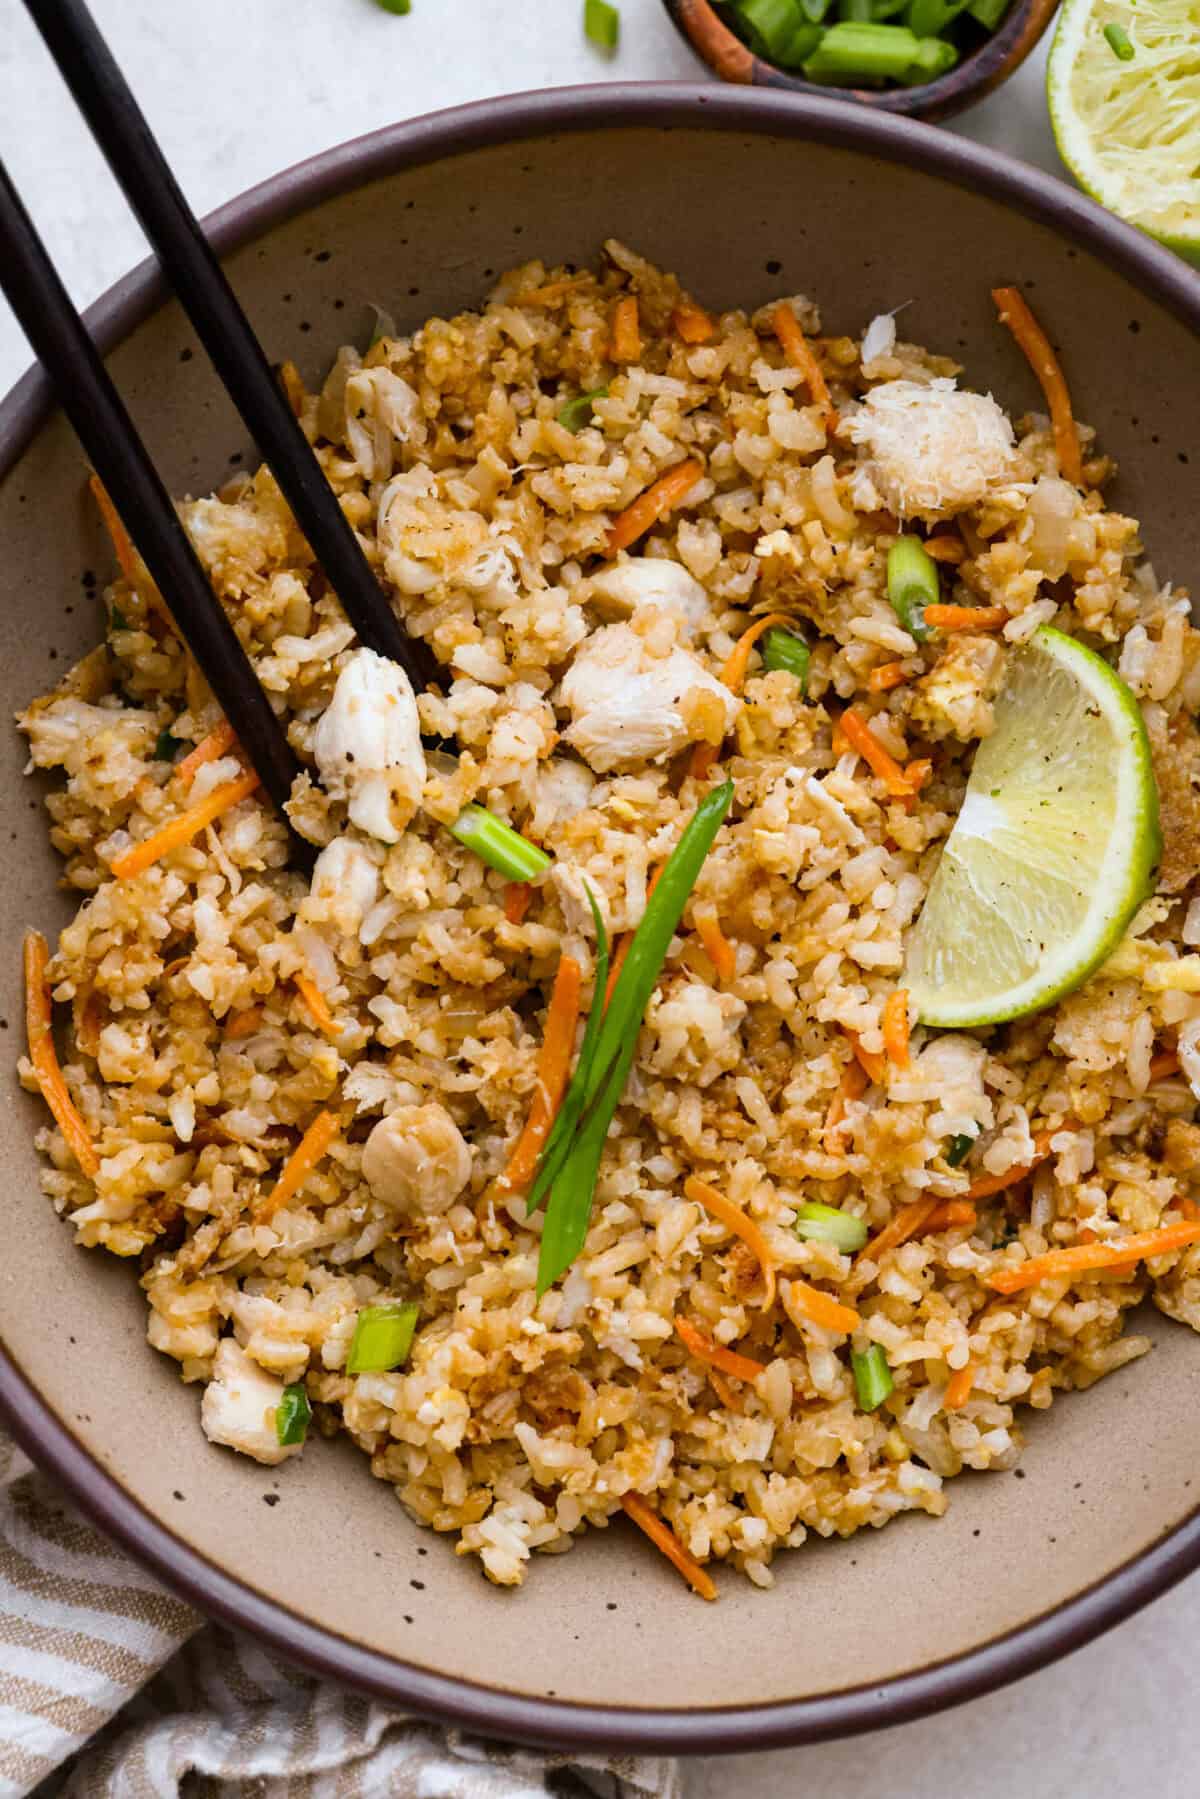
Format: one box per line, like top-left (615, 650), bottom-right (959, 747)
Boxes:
top-left (3, 80), bottom-right (1200, 1755)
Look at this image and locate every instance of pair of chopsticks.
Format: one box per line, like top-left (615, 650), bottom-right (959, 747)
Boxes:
top-left (1, 0), bottom-right (433, 859)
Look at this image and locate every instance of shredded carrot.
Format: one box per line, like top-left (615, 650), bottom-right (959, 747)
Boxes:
top-left (277, 359), bottom-right (307, 418)
top-left (824, 1059), bottom-right (869, 1154)
top-left (923, 535), bottom-right (965, 565)
top-left (89, 476), bottom-right (138, 585)
top-left (923, 604), bottom-right (1010, 633)
top-left (989, 1221), bottom-right (1200, 1295)
top-left (843, 1027), bottom-right (886, 1086)
top-left (110, 769), bottom-right (260, 879)
top-left (690, 611), bottom-right (797, 779)
top-left (868, 661), bottom-right (908, 693)
top-left (963, 1130), bottom-right (1055, 1200)
top-left (498, 955), bottom-right (583, 1193)
top-left (1150, 1050), bottom-right (1181, 1082)
top-left (256, 1109), bottom-right (342, 1222)
top-left (904, 758), bottom-right (933, 795)
top-left (684, 1175), bottom-right (777, 1311)
top-left (177, 720), bottom-right (238, 786)
top-left (609, 295), bottom-right (641, 363)
top-left (882, 989), bottom-right (911, 1068)
top-left (24, 931), bottom-right (100, 1178)
top-left (1180, 1198), bottom-right (1200, 1223)
top-left (693, 905), bottom-right (737, 983)
top-left (520, 275), bottom-right (590, 306)
top-left (675, 1315), bottom-right (766, 1384)
top-left (944, 1362), bottom-right (975, 1410)
top-left (772, 303), bottom-right (838, 435)
top-left (604, 866), bottom-right (663, 1008)
top-left (991, 287), bottom-right (1082, 487)
top-left (859, 1197), bottom-right (940, 1267)
top-left (709, 1369), bottom-right (742, 1412)
top-left (607, 458), bottom-right (704, 557)
top-left (785, 1277), bottom-right (860, 1336)
top-left (920, 1199), bottom-right (978, 1235)
top-left (672, 300), bottom-right (714, 344)
top-left (295, 973), bottom-right (339, 1042)
top-left (504, 882), bottom-right (532, 925)
top-left (73, 989), bottom-right (104, 1060)
top-left (839, 709), bottom-right (919, 800)
top-left (619, 1493), bottom-right (717, 1601)
top-left (225, 1006), bottom-right (264, 1040)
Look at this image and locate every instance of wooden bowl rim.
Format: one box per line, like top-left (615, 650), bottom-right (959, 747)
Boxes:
top-left (661, 0), bottom-right (1061, 120)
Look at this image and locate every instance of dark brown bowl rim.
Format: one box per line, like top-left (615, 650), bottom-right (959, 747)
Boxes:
top-left (659, 0), bottom-right (1059, 121)
top-left (2, 82), bottom-right (1200, 1755)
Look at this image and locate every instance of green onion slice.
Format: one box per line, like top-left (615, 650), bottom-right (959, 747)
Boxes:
top-left (557, 387), bottom-right (609, 433)
top-left (584, 0), bottom-right (620, 49)
top-left (794, 1201), bottom-right (869, 1253)
top-left (374, 0), bottom-right (412, 12)
top-left (944, 1132), bottom-right (976, 1167)
top-left (965, 0), bottom-right (1009, 28)
top-left (900, 32), bottom-right (958, 77)
top-left (1103, 20), bottom-right (1134, 58)
top-left (154, 728), bottom-right (182, 763)
top-left (275, 1382), bottom-right (311, 1447)
top-left (108, 604), bottom-right (128, 632)
top-left (346, 1301), bottom-right (420, 1374)
top-left (851, 1344), bottom-right (894, 1411)
top-left (886, 536), bottom-right (939, 641)
top-left (449, 806), bottom-right (551, 883)
top-left (803, 21), bottom-right (922, 78)
top-left (536, 780), bottom-right (734, 1293)
top-left (761, 626), bottom-right (811, 691)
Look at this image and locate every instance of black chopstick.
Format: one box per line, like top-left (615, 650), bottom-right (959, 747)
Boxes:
top-left (0, 155), bottom-right (311, 861)
top-left (22, 0), bottom-right (436, 699)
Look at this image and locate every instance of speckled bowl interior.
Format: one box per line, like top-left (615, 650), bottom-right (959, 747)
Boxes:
top-left (2, 87), bottom-right (1200, 1754)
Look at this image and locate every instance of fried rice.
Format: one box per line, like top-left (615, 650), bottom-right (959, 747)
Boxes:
top-left (17, 240), bottom-right (1200, 1597)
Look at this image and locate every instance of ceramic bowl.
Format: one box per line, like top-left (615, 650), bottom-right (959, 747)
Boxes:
top-left (661, 0), bottom-right (1059, 120)
top-left (2, 85), bottom-right (1200, 1755)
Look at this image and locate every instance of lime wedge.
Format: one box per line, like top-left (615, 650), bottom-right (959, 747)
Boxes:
top-left (1048, 0), bottom-right (1200, 264)
top-left (905, 626), bottom-right (1160, 1028)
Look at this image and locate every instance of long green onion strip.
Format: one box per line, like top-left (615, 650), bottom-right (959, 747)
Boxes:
top-left (346, 1300), bottom-right (420, 1374)
top-left (275, 1382), bottom-right (311, 1447)
top-left (534, 781), bottom-right (734, 1294)
top-left (886, 536), bottom-right (939, 641)
top-left (852, 1344), bottom-right (894, 1411)
top-left (449, 805), bottom-right (551, 882)
top-left (374, 0), bottom-right (412, 13)
top-left (526, 883), bottom-right (610, 1217)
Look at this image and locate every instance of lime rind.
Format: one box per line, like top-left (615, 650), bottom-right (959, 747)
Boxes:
top-left (1048, 0), bottom-right (1200, 259)
top-left (905, 626), bottom-right (1160, 1029)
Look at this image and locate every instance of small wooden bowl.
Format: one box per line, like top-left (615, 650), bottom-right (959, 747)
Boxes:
top-left (662, 0), bottom-right (1059, 120)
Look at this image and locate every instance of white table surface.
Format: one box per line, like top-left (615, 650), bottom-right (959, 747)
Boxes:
top-left (1, 3), bottom-right (1197, 1793)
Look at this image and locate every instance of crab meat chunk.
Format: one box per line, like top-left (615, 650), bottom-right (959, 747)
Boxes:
top-left (200, 1338), bottom-right (301, 1466)
top-left (361, 1103), bottom-right (472, 1217)
top-left (559, 623), bottom-right (738, 774)
top-left (843, 378), bottom-right (1018, 520)
top-left (313, 647), bottom-right (425, 843)
top-left (582, 558), bottom-right (711, 636)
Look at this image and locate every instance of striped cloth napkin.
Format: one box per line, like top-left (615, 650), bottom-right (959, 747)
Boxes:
top-left (0, 1430), bottom-right (680, 1799)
